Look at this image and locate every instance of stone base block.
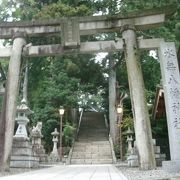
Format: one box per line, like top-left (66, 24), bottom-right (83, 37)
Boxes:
top-left (155, 153), bottom-right (166, 166)
top-left (127, 155), bottom-right (139, 167)
top-left (10, 137), bottom-right (40, 169)
top-left (10, 155), bottom-right (39, 168)
top-left (154, 146), bottom-right (160, 154)
top-left (32, 146), bottom-right (47, 163)
top-left (12, 146), bottom-right (32, 156)
top-left (12, 139), bottom-right (31, 148)
top-left (39, 154), bottom-right (48, 163)
top-left (162, 160), bottom-right (180, 173)
top-left (127, 154), bottom-right (166, 167)
top-left (48, 153), bottom-right (60, 163)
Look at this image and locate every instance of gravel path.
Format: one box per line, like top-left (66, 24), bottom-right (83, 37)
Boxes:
top-left (117, 165), bottom-right (180, 180)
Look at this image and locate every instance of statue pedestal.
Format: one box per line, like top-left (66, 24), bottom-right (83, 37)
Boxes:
top-left (127, 139), bottom-right (166, 167)
top-left (10, 137), bottom-right (39, 168)
top-left (31, 135), bottom-right (47, 163)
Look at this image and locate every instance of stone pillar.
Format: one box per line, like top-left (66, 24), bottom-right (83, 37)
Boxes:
top-left (0, 32), bottom-right (26, 170)
top-left (109, 59), bottom-right (118, 144)
top-left (158, 42), bottom-right (180, 172)
top-left (122, 25), bottom-right (156, 170)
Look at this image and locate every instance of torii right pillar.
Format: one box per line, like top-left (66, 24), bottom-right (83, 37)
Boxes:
top-left (159, 42), bottom-right (180, 173)
top-left (122, 25), bottom-right (156, 170)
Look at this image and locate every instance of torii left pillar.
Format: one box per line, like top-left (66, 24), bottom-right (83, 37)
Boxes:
top-left (0, 32), bottom-right (26, 171)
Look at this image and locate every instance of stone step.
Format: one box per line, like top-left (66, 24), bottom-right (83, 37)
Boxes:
top-left (78, 131), bottom-right (107, 133)
top-left (73, 147), bottom-right (111, 151)
top-left (72, 150), bottom-right (111, 155)
top-left (73, 149), bottom-right (112, 154)
top-left (71, 153), bottom-right (112, 159)
top-left (79, 133), bottom-right (108, 136)
top-left (74, 141), bottom-right (110, 146)
top-left (73, 145), bottom-right (111, 150)
top-left (77, 137), bottom-right (108, 141)
top-left (78, 135), bottom-right (108, 137)
top-left (73, 148), bottom-right (111, 155)
top-left (70, 112), bottom-right (112, 165)
top-left (70, 159), bottom-right (113, 164)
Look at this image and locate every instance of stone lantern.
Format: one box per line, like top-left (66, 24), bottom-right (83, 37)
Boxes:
top-left (126, 127), bottom-right (133, 155)
top-left (14, 98), bottom-right (32, 139)
top-left (10, 98), bottom-right (39, 169)
top-left (49, 128), bottom-right (60, 162)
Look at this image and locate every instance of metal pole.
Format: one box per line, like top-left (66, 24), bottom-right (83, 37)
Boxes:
top-left (60, 115), bottom-right (63, 161)
top-left (119, 115), bottom-right (123, 161)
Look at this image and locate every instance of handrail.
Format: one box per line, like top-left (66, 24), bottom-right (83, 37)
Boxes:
top-left (66, 108), bottom-right (84, 164)
top-left (66, 138), bottom-right (75, 164)
top-left (76, 108), bottom-right (84, 138)
top-left (104, 114), bottom-right (109, 130)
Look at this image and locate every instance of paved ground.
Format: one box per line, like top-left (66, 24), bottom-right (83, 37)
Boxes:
top-left (0, 164), bottom-right (128, 180)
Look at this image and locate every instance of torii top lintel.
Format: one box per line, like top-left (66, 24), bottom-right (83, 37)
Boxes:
top-left (0, 6), bottom-right (175, 39)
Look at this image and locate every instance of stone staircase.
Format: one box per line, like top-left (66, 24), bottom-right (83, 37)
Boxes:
top-left (70, 112), bottom-right (113, 164)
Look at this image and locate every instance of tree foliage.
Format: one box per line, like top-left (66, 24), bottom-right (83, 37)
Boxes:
top-left (36, 3), bottom-right (92, 19)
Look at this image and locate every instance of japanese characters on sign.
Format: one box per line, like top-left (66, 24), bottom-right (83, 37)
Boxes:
top-left (163, 47), bottom-right (180, 130)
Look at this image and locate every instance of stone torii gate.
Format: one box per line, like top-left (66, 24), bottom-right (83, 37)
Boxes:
top-left (0, 7), bottom-right (179, 172)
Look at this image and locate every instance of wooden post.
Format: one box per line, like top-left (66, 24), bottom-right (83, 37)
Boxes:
top-left (0, 32), bottom-right (26, 170)
top-left (109, 58), bottom-right (118, 143)
top-left (122, 25), bottom-right (156, 170)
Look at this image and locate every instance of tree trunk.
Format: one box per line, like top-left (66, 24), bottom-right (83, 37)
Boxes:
top-left (122, 25), bottom-right (156, 170)
top-left (0, 34), bottom-right (26, 171)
